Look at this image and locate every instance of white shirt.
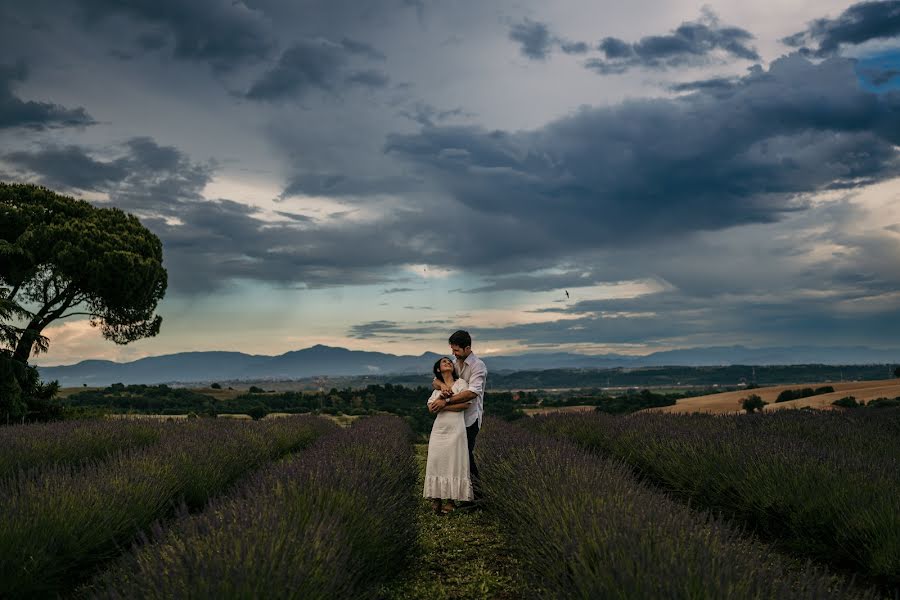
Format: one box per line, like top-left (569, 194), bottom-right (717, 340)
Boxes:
top-left (455, 352), bottom-right (487, 428)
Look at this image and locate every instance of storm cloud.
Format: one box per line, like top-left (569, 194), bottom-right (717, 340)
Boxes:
top-left (4, 0), bottom-right (900, 358)
top-left (70, 0), bottom-right (275, 71)
top-left (508, 18), bottom-right (591, 60)
top-left (586, 12), bottom-right (759, 74)
top-left (246, 37), bottom-right (389, 100)
top-left (387, 55), bottom-right (900, 255)
top-left (0, 62), bottom-right (95, 130)
top-left (783, 0), bottom-right (900, 57)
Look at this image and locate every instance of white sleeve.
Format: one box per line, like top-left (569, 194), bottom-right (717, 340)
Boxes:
top-left (453, 379), bottom-right (468, 394)
top-left (466, 362), bottom-right (486, 397)
top-left (427, 390), bottom-right (441, 405)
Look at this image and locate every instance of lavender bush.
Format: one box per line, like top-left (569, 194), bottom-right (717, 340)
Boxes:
top-left (478, 420), bottom-right (873, 599)
top-left (0, 416), bottom-right (336, 598)
top-left (0, 419), bottom-right (163, 479)
top-left (85, 416), bottom-right (418, 600)
top-left (525, 409), bottom-right (900, 589)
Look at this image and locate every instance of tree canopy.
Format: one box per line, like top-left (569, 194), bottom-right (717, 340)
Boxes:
top-left (0, 183), bottom-right (167, 364)
top-left (0, 183), bottom-right (167, 421)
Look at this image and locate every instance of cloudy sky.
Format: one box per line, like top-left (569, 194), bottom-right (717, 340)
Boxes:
top-left (3, 0), bottom-right (900, 365)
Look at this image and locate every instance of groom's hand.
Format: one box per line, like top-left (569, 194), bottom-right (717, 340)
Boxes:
top-left (430, 399), bottom-right (447, 413)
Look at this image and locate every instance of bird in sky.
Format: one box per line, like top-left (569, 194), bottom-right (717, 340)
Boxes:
top-left (565, 290), bottom-right (569, 299)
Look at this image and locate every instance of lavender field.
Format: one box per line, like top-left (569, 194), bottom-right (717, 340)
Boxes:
top-left (0, 410), bottom-right (895, 599)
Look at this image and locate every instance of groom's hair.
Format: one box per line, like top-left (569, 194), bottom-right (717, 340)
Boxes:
top-left (433, 358), bottom-right (459, 381)
top-left (448, 330), bottom-right (472, 348)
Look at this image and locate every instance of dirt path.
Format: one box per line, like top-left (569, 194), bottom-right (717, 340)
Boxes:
top-left (379, 444), bottom-right (525, 600)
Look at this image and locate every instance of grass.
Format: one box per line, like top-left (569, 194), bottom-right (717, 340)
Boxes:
top-left (379, 444), bottom-right (526, 600)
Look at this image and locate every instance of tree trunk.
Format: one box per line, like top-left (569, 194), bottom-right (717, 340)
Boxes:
top-left (12, 319), bottom-right (41, 364)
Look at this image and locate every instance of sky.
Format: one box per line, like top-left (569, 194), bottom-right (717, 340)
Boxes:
top-left (2, 0), bottom-right (900, 365)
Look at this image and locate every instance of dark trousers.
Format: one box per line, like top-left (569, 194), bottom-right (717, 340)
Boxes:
top-left (466, 421), bottom-right (481, 500)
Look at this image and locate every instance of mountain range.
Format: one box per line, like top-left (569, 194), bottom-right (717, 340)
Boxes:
top-left (36, 344), bottom-right (900, 387)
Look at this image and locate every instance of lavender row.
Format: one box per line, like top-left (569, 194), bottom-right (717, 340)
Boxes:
top-left (479, 420), bottom-right (873, 599)
top-left (525, 410), bottom-right (900, 588)
top-left (0, 416), bottom-right (337, 599)
top-left (0, 418), bottom-right (164, 479)
top-left (84, 416), bottom-right (418, 600)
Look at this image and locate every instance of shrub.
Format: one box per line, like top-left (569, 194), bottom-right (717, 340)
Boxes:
top-left (832, 396), bottom-right (860, 408)
top-left (741, 394), bottom-right (767, 413)
top-left (210, 383), bottom-right (222, 390)
top-left (776, 386), bottom-right (835, 403)
top-left (868, 397), bottom-right (900, 409)
top-left (246, 405), bottom-right (268, 421)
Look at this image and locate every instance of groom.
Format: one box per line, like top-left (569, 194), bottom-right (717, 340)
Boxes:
top-left (429, 330), bottom-right (487, 502)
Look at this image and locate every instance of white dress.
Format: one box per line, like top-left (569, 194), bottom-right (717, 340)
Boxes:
top-left (423, 378), bottom-right (473, 501)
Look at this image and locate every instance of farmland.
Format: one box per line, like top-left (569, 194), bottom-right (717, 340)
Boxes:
top-left (648, 378), bottom-right (900, 414)
top-left (0, 408), bottom-right (896, 598)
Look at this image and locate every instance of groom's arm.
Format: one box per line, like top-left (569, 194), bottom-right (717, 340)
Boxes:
top-left (446, 361), bottom-right (485, 406)
top-left (441, 401), bottom-right (472, 412)
top-left (445, 390), bottom-right (476, 406)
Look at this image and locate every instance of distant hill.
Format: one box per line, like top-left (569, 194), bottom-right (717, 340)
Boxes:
top-left (36, 344), bottom-right (900, 387)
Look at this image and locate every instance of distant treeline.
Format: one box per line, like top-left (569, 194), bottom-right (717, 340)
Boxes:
top-left (485, 364), bottom-right (896, 389)
top-left (254, 363), bottom-right (899, 391)
top-left (63, 384), bottom-right (689, 434)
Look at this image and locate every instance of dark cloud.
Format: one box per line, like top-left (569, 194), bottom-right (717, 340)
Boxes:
top-left (396, 102), bottom-right (474, 127)
top-left (478, 276), bottom-right (900, 348)
top-left (782, 0), bottom-right (900, 57)
top-left (4, 145), bottom-right (128, 191)
top-left (560, 41), bottom-right (589, 55)
top-left (509, 18), bottom-right (553, 60)
top-left (587, 12), bottom-right (759, 74)
top-left (667, 75), bottom-right (741, 94)
top-left (386, 55), bottom-right (900, 264)
top-left (71, 0), bottom-right (274, 71)
top-left (508, 18), bottom-right (590, 60)
top-left (340, 37), bottom-right (386, 60)
top-left (4, 136), bottom-right (212, 203)
top-left (246, 38), bottom-right (347, 100)
top-left (280, 172), bottom-right (419, 198)
top-left (456, 270), bottom-right (598, 293)
top-left (345, 69), bottom-right (391, 88)
top-left (0, 61), bottom-right (95, 130)
top-left (246, 37), bottom-right (388, 100)
top-left (382, 287), bottom-right (415, 294)
top-left (274, 210), bottom-right (316, 223)
top-left (348, 320), bottom-right (444, 339)
top-left (2, 137), bottom-right (450, 293)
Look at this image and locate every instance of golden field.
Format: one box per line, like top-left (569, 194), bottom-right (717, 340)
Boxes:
top-left (644, 378), bottom-right (900, 414)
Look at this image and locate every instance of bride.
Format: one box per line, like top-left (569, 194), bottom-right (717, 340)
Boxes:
top-left (423, 356), bottom-right (473, 514)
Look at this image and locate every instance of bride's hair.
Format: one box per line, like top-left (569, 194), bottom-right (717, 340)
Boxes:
top-left (433, 357), bottom-right (459, 381)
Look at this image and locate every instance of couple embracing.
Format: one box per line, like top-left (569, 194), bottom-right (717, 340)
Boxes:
top-left (423, 330), bottom-right (487, 515)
